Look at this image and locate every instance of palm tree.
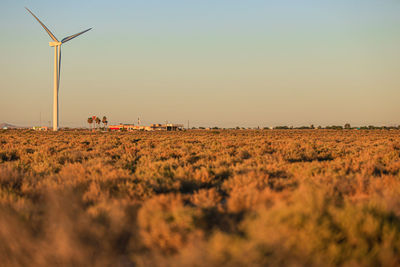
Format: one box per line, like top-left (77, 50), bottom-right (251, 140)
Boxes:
top-left (95, 117), bottom-right (101, 130)
top-left (102, 116), bottom-right (108, 130)
top-left (87, 117), bottom-right (93, 130)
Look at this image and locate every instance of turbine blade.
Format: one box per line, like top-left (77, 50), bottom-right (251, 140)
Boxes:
top-left (25, 7), bottom-right (59, 42)
top-left (62, 28), bottom-right (92, 43)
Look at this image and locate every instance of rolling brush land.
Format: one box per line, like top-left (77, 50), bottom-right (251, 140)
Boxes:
top-left (1, 129), bottom-right (400, 267)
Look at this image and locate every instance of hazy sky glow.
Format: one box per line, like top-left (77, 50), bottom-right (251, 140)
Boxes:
top-left (1, 0), bottom-right (400, 127)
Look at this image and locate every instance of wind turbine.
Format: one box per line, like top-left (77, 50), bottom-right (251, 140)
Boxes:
top-left (26, 7), bottom-right (92, 131)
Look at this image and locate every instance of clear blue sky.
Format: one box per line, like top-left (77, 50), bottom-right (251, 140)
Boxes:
top-left (1, 0), bottom-right (400, 127)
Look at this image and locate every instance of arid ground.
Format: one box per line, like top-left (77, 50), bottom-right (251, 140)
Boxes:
top-left (1, 129), bottom-right (400, 266)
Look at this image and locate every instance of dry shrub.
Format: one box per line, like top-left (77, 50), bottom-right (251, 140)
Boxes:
top-left (0, 129), bottom-right (400, 266)
top-left (223, 171), bottom-right (272, 213)
top-left (0, 165), bottom-right (23, 193)
top-left (0, 189), bottom-right (139, 266)
top-left (138, 194), bottom-right (201, 254)
top-left (191, 188), bottom-right (222, 209)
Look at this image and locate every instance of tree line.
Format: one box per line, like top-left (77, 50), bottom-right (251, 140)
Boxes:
top-left (87, 116), bottom-right (108, 131)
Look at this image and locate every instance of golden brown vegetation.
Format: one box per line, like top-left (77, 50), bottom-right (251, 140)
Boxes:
top-left (1, 129), bottom-right (400, 266)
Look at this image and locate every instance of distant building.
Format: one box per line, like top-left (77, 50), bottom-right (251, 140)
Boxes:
top-left (32, 126), bottom-right (48, 131)
top-left (108, 124), bottom-right (150, 131)
top-left (108, 123), bottom-right (184, 132)
top-left (150, 123), bottom-right (184, 131)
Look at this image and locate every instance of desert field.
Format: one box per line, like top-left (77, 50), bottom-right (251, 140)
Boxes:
top-left (1, 129), bottom-right (400, 266)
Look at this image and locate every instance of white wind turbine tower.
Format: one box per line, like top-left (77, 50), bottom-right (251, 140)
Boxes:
top-left (26, 7), bottom-right (92, 131)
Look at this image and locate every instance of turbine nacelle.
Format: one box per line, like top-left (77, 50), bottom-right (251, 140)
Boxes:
top-left (49, 42), bottom-right (62, 47)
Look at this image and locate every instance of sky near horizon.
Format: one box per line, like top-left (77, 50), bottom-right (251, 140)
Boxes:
top-left (1, 0), bottom-right (400, 128)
